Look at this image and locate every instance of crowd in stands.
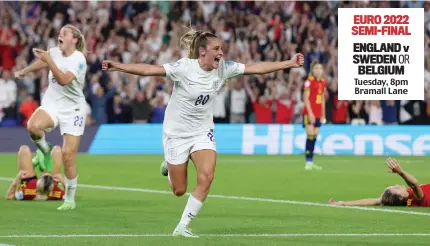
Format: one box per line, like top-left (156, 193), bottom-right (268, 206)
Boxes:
top-left (1, 1), bottom-right (430, 127)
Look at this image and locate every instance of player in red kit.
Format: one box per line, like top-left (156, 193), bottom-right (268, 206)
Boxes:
top-left (303, 60), bottom-right (326, 170)
top-left (329, 158), bottom-right (430, 207)
top-left (5, 145), bottom-right (65, 201)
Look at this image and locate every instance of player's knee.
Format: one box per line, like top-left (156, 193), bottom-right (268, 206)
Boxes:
top-left (27, 122), bottom-right (41, 135)
top-left (18, 145), bottom-right (31, 154)
top-left (173, 186), bottom-right (186, 197)
top-left (197, 171), bottom-right (214, 188)
top-left (62, 147), bottom-right (76, 165)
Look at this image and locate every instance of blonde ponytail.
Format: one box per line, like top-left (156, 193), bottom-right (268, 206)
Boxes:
top-left (76, 33), bottom-right (87, 55)
top-left (179, 25), bottom-right (218, 59)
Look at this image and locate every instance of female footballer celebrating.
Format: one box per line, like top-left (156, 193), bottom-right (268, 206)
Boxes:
top-left (14, 24), bottom-right (88, 210)
top-left (303, 60), bottom-right (326, 171)
top-left (102, 26), bottom-right (304, 237)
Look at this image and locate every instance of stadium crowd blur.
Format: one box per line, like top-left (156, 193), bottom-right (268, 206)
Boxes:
top-left (1, 1), bottom-right (430, 128)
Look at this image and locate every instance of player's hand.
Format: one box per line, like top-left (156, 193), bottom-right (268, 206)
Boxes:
top-left (386, 157), bottom-right (403, 174)
top-left (32, 48), bottom-right (50, 63)
top-left (291, 53), bottom-right (304, 67)
top-left (102, 60), bottom-right (118, 72)
top-left (308, 113), bottom-right (316, 124)
top-left (329, 198), bottom-right (344, 206)
top-left (14, 70), bottom-right (25, 80)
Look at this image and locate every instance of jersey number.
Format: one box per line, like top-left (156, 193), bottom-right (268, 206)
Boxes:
top-left (195, 95), bottom-right (210, 106)
top-left (207, 132), bottom-right (215, 142)
top-left (74, 116), bottom-right (84, 127)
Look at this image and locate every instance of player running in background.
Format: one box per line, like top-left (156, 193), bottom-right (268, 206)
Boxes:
top-left (302, 60), bottom-right (326, 171)
top-left (14, 24), bottom-right (87, 210)
top-left (6, 145), bottom-right (65, 201)
top-left (329, 158), bottom-right (430, 207)
top-left (102, 26), bottom-right (304, 237)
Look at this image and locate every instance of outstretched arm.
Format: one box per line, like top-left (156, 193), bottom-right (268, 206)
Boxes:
top-left (386, 157), bottom-right (424, 200)
top-left (15, 59), bottom-right (48, 79)
top-left (102, 60), bottom-right (166, 77)
top-left (329, 197), bottom-right (381, 206)
top-left (243, 54), bottom-right (304, 75)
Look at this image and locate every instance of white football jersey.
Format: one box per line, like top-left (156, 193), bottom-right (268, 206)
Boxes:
top-left (163, 58), bottom-right (244, 137)
top-left (43, 47), bottom-right (87, 108)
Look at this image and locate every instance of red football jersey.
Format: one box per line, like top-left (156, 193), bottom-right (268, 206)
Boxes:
top-left (276, 100), bottom-right (294, 124)
top-left (406, 184), bottom-right (430, 207)
top-left (253, 101), bottom-right (273, 124)
top-left (303, 76), bottom-right (326, 118)
top-left (19, 178), bottom-right (65, 200)
top-left (48, 180), bottom-right (65, 200)
top-left (20, 178), bottom-right (38, 200)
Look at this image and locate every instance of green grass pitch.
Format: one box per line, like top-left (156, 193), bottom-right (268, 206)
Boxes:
top-left (0, 154), bottom-right (429, 245)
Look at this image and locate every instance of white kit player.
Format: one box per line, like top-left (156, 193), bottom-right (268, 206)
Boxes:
top-left (102, 26), bottom-right (304, 237)
top-left (14, 24), bottom-right (88, 210)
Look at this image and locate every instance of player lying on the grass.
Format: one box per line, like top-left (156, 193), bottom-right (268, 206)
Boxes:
top-left (6, 145), bottom-right (65, 201)
top-left (329, 157), bottom-right (429, 207)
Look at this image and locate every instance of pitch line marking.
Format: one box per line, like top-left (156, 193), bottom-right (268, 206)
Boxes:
top-left (0, 177), bottom-right (429, 217)
top-left (1, 233), bottom-right (430, 238)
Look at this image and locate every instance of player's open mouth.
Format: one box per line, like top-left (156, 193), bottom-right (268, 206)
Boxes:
top-left (214, 57), bottom-right (220, 64)
top-left (58, 39), bottom-right (64, 45)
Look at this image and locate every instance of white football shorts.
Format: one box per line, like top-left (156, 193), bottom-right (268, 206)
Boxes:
top-left (163, 130), bottom-right (216, 165)
top-left (37, 100), bottom-right (87, 137)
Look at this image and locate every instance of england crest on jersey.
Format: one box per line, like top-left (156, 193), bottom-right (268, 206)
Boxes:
top-left (213, 80), bottom-right (220, 90)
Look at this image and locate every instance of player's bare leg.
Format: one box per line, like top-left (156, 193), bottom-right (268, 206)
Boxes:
top-left (167, 161), bottom-right (188, 196)
top-left (6, 145), bottom-right (37, 200)
top-left (190, 150), bottom-right (215, 202)
top-left (305, 125), bottom-right (322, 170)
top-left (172, 149), bottom-right (216, 238)
top-left (57, 134), bottom-right (80, 210)
top-left (27, 109), bottom-right (54, 171)
top-left (167, 161), bottom-right (196, 237)
top-left (50, 146), bottom-right (63, 175)
top-left (17, 145), bottom-right (36, 177)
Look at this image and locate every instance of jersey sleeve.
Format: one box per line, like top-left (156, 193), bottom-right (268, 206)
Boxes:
top-left (65, 53), bottom-right (87, 79)
top-left (163, 58), bottom-right (187, 82)
top-left (221, 60), bottom-right (245, 80)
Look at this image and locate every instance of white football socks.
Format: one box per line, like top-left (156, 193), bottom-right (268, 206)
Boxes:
top-left (34, 136), bottom-right (50, 154)
top-left (179, 195), bottom-right (202, 226)
top-left (64, 176), bottom-right (78, 202)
